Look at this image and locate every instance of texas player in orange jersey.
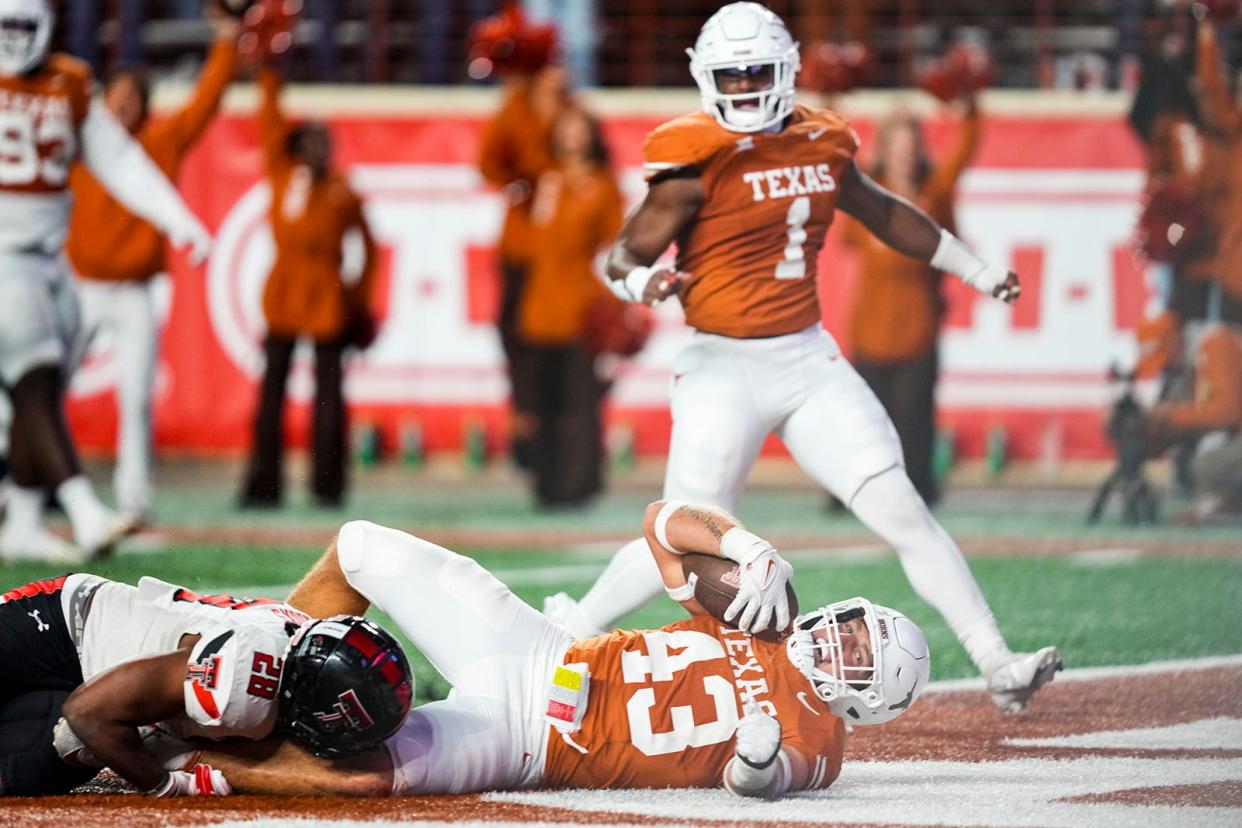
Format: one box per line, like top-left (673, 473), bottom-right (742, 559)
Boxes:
top-left (0, 0), bottom-right (211, 564)
top-left (544, 2), bottom-right (1061, 715)
top-left (173, 506), bottom-right (927, 800)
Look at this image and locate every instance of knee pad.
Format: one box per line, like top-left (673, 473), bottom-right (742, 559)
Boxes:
top-left (338, 520), bottom-right (415, 582)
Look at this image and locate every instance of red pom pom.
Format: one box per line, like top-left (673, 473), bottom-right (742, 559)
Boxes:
top-left (1202, 0), bottom-right (1241, 22)
top-left (1135, 177), bottom-right (1210, 264)
top-left (919, 43), bottom-right (994, 103)
top-left (582, 297), bottom-right (655, 357)
top-left (237, 0), bottom-right (302, 64)
top-left (467, 3), bottom-right (560, 79)
top-left (798, 40), bottom-right (875, 94)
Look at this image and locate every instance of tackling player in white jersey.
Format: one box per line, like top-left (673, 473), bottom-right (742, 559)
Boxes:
top-left (0, 0), bottom-right (211, 562)
top-left (0, 573), bottom-right (411, 796)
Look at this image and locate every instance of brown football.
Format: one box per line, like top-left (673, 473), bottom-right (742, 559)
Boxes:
top-left (681, 552), bottom-right (798, 643)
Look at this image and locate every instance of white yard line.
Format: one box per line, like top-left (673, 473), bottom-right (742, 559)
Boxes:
top-left (1068, 547), bottom-right (1143, 566)
top-left (927, 652), bottom-right (1242, 694)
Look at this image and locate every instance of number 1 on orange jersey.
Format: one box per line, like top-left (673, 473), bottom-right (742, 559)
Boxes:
top-left (775, 195), bottom-right (810, 279)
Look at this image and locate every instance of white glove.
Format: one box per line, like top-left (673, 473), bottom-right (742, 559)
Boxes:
top-left (720, 528), bottom-right (794, 634)
top-left (148, 764), bottom-right (233, 797)
top-left (167, 218), bottom-right (213, 266)
top-left (734, 702), bottom-right (781, 768)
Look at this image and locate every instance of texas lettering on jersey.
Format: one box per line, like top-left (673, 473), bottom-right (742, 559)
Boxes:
top-left (641, 105), bottom-right (860, 338)
top-left (742, 164), bottom-right (837, 202)
top-left (0, 55), bottom-right (90, 193)
top-left (543, 615), bottom-right (844, 791)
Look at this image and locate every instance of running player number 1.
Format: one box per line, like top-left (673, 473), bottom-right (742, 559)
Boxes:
top-left (775, 195), bottom-right (811, 280)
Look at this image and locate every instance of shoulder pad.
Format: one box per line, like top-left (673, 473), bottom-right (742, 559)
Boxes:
top-left (46, 53), bottom-right (93, 83)
top-left (183, 624), bottom-right (291, 740)
top-left (791, 105), bottom-right (861, 154)
top-left (643, 112), bottom-right (737, 180)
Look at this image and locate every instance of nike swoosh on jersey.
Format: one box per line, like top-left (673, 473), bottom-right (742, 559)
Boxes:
top-left (808, 128), bottom-right (828, 141)
top-left (797, 691), bottom-right (822, 716)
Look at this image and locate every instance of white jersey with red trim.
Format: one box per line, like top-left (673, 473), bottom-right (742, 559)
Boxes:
top-left (65, 574), bottom-right (309, 742)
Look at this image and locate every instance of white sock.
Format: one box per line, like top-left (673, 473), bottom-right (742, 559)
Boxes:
top-left (849, 468), bottom-right (1009, 675)
top-left (576, 537), bottom-right (665, 631)
top-left (56, 475), bottom-right (109, 538)
top-left (2, 486), bottom-right (44, 535)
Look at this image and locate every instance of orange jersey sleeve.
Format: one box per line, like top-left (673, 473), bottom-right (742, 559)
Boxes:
top-left (542, 615), bottom-right (845, 791)
top-left (258, 68), bottom-right (292, 178)
top-left (68, 41), bottom-right (234, 283)
top-left (644, 107), bottom-right (859, 338)
top-left (150, 37), bottom-right (238, 160)
top-left (0, 53), bottom-right (91, 195)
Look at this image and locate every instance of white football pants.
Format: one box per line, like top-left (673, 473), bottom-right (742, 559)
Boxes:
top-left (0, 393), bottom-right (10, 456)
top-left (336, 520), bottom-right (574, 795)
top-left (72, 277), bottom-right (159, 517)
top-left (0, 252), bottom-right (79, 387)
top-left (577, 325), bottom-right (1007, 672)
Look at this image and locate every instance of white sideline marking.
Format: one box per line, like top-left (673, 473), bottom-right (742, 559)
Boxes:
top-left (490, 756), bottom-right (1242, 827)
top-left (1068, 547), bottom-right (1142, 566)
top-left (926, 653), bottom-right (1242, 694)
top-left (1006, 717), bottom-right (1242, 751)
top-left (197, 821), bottom-right (670, 828)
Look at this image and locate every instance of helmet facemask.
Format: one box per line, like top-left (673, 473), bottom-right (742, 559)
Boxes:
top-left (786, 596), bottom-right (930, 725)
top-left (0, 0), bottom-right (51, 77)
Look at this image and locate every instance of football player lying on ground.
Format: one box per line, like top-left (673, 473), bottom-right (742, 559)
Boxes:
top-left (0, 573), bottom-right (411, 797)
top-left (183, 502), bottom-right (929, 799)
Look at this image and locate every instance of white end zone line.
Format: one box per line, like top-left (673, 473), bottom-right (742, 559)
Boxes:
top-left (926, 653), bottom-right (1242, 694)
top-left (198, 822), bottom-right (671, 828)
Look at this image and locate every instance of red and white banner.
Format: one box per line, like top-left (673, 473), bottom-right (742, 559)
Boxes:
top-left (67, 110), bottom-right (1150, 460)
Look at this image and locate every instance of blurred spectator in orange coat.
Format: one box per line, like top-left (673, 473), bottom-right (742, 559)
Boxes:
top-left (1195, 16), bottom-right (1242, 325)
top-left (66, 9), bottom-right (240, 528)
top-left (238, 66), bottom-right (377, 509)
top-left (1146, 320), bottom-right (1242, 523)
top-left (478, 59), bottom-right (570, 469)
top-left (841, 97), bottom-right (981, 506)
top-left (514, 107), bottom-right (623, 508)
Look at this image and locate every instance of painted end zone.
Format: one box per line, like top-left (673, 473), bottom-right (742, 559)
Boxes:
top-left (0, 658), bottom-right (1237, 828)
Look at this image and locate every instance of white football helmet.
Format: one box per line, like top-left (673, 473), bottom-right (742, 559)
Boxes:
top-left (0, 0), bottom-right (51, 77)
top-left (785, 596), bottom-right (930, 726)
top-left (686, 2), bottom-right (800, 133)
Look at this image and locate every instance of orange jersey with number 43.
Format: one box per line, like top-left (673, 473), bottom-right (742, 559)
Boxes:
top-left (542, 614), bottom-right (845, 790)
top-left (643, 105), bottom-right (859, 339)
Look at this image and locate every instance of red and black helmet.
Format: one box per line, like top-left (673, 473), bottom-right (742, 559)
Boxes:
top-left (278, 615), bottom-right (413, 758)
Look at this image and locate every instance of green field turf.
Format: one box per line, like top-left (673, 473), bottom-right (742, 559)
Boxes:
top-left (4, 541), bottom-right (1239, 705)
top-left (1, 460), bottom-right (1238, 703)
